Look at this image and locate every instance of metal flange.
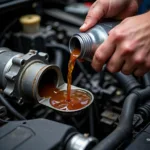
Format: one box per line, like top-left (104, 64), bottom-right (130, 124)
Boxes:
top-left (4, 50), bottom-right (49, 104)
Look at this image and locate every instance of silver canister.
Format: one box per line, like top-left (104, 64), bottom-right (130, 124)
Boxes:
top-left (69, 21), bottom-right (119, 61)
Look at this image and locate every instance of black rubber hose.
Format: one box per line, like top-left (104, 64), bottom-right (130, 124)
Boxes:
top-left (89, 106), bottom-right (95, 136)
top-left (113, 72), bottom-right (141, 94)
top-left (99, 66), bottom-right (106, 87)
top-left (46, 43), bottom-right (70, 54)
top-left (137, 87), bottom-right (150, 102)
top-left (92, 93), bottom-right (139, 150)
top-left (54, 50), bottom-right (63, 68)
top-left (137, 100), bottom-right (150, 120)
top-left (143, 72), bottom-right (150, 86)
top-left (0, 94), bottom-right (26, 120)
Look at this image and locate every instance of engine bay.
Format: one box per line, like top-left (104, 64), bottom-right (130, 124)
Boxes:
top-left (1, 1), bottom-right (150, 150)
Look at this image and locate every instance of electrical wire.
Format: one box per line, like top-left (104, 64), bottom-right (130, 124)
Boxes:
top-left (89, 106), bottom-right (95, 136)
top-left (0, 118), bottom-right (9, 124)
top-left (46, 43), bottom-right (70, 54)
top-left (0, 94), bottom-right (26, 120)
top-left (0, 18), bottom-right (18, 46)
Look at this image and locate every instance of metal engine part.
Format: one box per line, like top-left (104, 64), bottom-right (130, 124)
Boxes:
top-left (66, 133), bottom-right (98, 150)
top-left (0, 119), bottom-right (98, 150)
top-left (0, 47), bottom-right (93, 115)
top-left (0, 48), bottom-right (50, 103)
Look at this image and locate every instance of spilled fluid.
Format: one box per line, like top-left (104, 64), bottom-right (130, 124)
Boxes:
top-left (39, 49), bottom-right (91, 111)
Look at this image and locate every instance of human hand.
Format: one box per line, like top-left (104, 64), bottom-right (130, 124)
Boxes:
top-left (80, 0), bottom-right (139, 32)
top-left (91, 11), bottom-right (150, 76)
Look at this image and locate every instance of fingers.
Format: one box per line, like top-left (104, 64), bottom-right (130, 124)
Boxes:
top-left (91, 36), bottom-right (116, 72)
top-left (133, 52), bottom-right (150, 76)
top-left (80, 1), bottom-right (105, 32)
top-left (134, 67), bottom-right (149, 76)
top-left (106, 46), bottom-right (125, 73)
top-left (121, 59), bottom-right (136, 75)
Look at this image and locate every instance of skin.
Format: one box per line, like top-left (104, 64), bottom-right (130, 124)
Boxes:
top-left (80, 0), bottom-right (150, 76)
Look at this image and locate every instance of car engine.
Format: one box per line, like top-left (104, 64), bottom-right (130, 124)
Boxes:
top-left (0, 0), bottom-right (150, 150)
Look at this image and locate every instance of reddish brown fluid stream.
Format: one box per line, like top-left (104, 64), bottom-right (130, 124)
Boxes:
top-left (39, 49), bottom-right (91, 111)
top-left (67, 48), bottom-right (80, 101)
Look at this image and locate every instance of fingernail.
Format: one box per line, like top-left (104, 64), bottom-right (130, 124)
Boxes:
top-left (80, 23), bottom-right (87, 30)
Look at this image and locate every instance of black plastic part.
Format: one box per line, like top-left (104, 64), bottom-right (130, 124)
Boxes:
top-left (126, 132), bottom-right (150, 150)
top-left (44, 9), bottom-right (84, 27)
top-left (126, 124), bottom-right (150, 150)
top-left (137, 100), bottom-right (150, 120)
top-left (0, 119), bottom-right (77, 150)
top-left (13, 29), bottom-right (56, 53)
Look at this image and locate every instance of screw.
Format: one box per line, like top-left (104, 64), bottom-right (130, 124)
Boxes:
top-left (146, 138), bottom-right (150, 142)
top-left (84, 133), bottom-right (89, 137)
top-left (18, 98), bottom-right (24, 105)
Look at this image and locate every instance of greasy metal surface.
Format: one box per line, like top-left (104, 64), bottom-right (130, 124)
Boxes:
top-left (66, 134), bottom-right (98, 150)
top-left (39, 83), bottom-right (94, 115)
top-left (3, 49), bottom-right (49, 102)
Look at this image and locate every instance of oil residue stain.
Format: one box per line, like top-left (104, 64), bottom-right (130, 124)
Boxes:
top-left (39, 49), bottom-right (91, 111)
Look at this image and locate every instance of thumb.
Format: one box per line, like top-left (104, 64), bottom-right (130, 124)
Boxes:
top-left (80, 1), bottom-right (105, 32)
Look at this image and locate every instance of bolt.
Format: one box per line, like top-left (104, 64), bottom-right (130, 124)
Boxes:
top-left (84, 133), bottom-right (89, 137)
top-left (18, 98), bottom-right (24, 105)
top-left (38, 52), bottom-right (48, 60)
top-left (116, 90), bottom-right (122, 96)
top-left (29, 50), bottom-right (37, 54)
top-left (146, 138), bottom-right (150, 142)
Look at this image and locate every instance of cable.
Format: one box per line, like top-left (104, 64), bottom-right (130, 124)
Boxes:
top-left (54, 50), bottom-right (63, 68)
top-left (99, 65), bottom-right (106, 86)
top-left (0, 118), bottom-right (9, 123)
top-left (89, 106), bottom-right (95, 136)
top-left (0, 18), bottom-right (18, 46)
top-left (0, 94), bottom-right (26, 120)
top-left (46, 43), bottom-right (70, 54)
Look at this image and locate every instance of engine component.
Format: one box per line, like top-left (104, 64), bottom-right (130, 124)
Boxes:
top-left (44, 9), bottom-right (84, 27)
top-left (66, 133), bottom-right (98, 150)
top-left (0, 47), bottom-right (93, 115)
top-left (126, 123), bottom-right (150, 150)
top-left (92, 73), bottom-right (150, 150)
top-left (0, 119), bottom-right (97, 150)
top-left (0, 105), bottom-right (7, 119)
top-left (1, 1), bottom-right (150, 150)
top-left (19, 14), bottom-right (41, 33)
top-left (13, 25), bottom-right (56, 53)
top-left (0, 47), bottom-right (49, 103)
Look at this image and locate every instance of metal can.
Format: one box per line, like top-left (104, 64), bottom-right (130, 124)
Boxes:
top-left (69, 21), bottom-right (119, 61)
